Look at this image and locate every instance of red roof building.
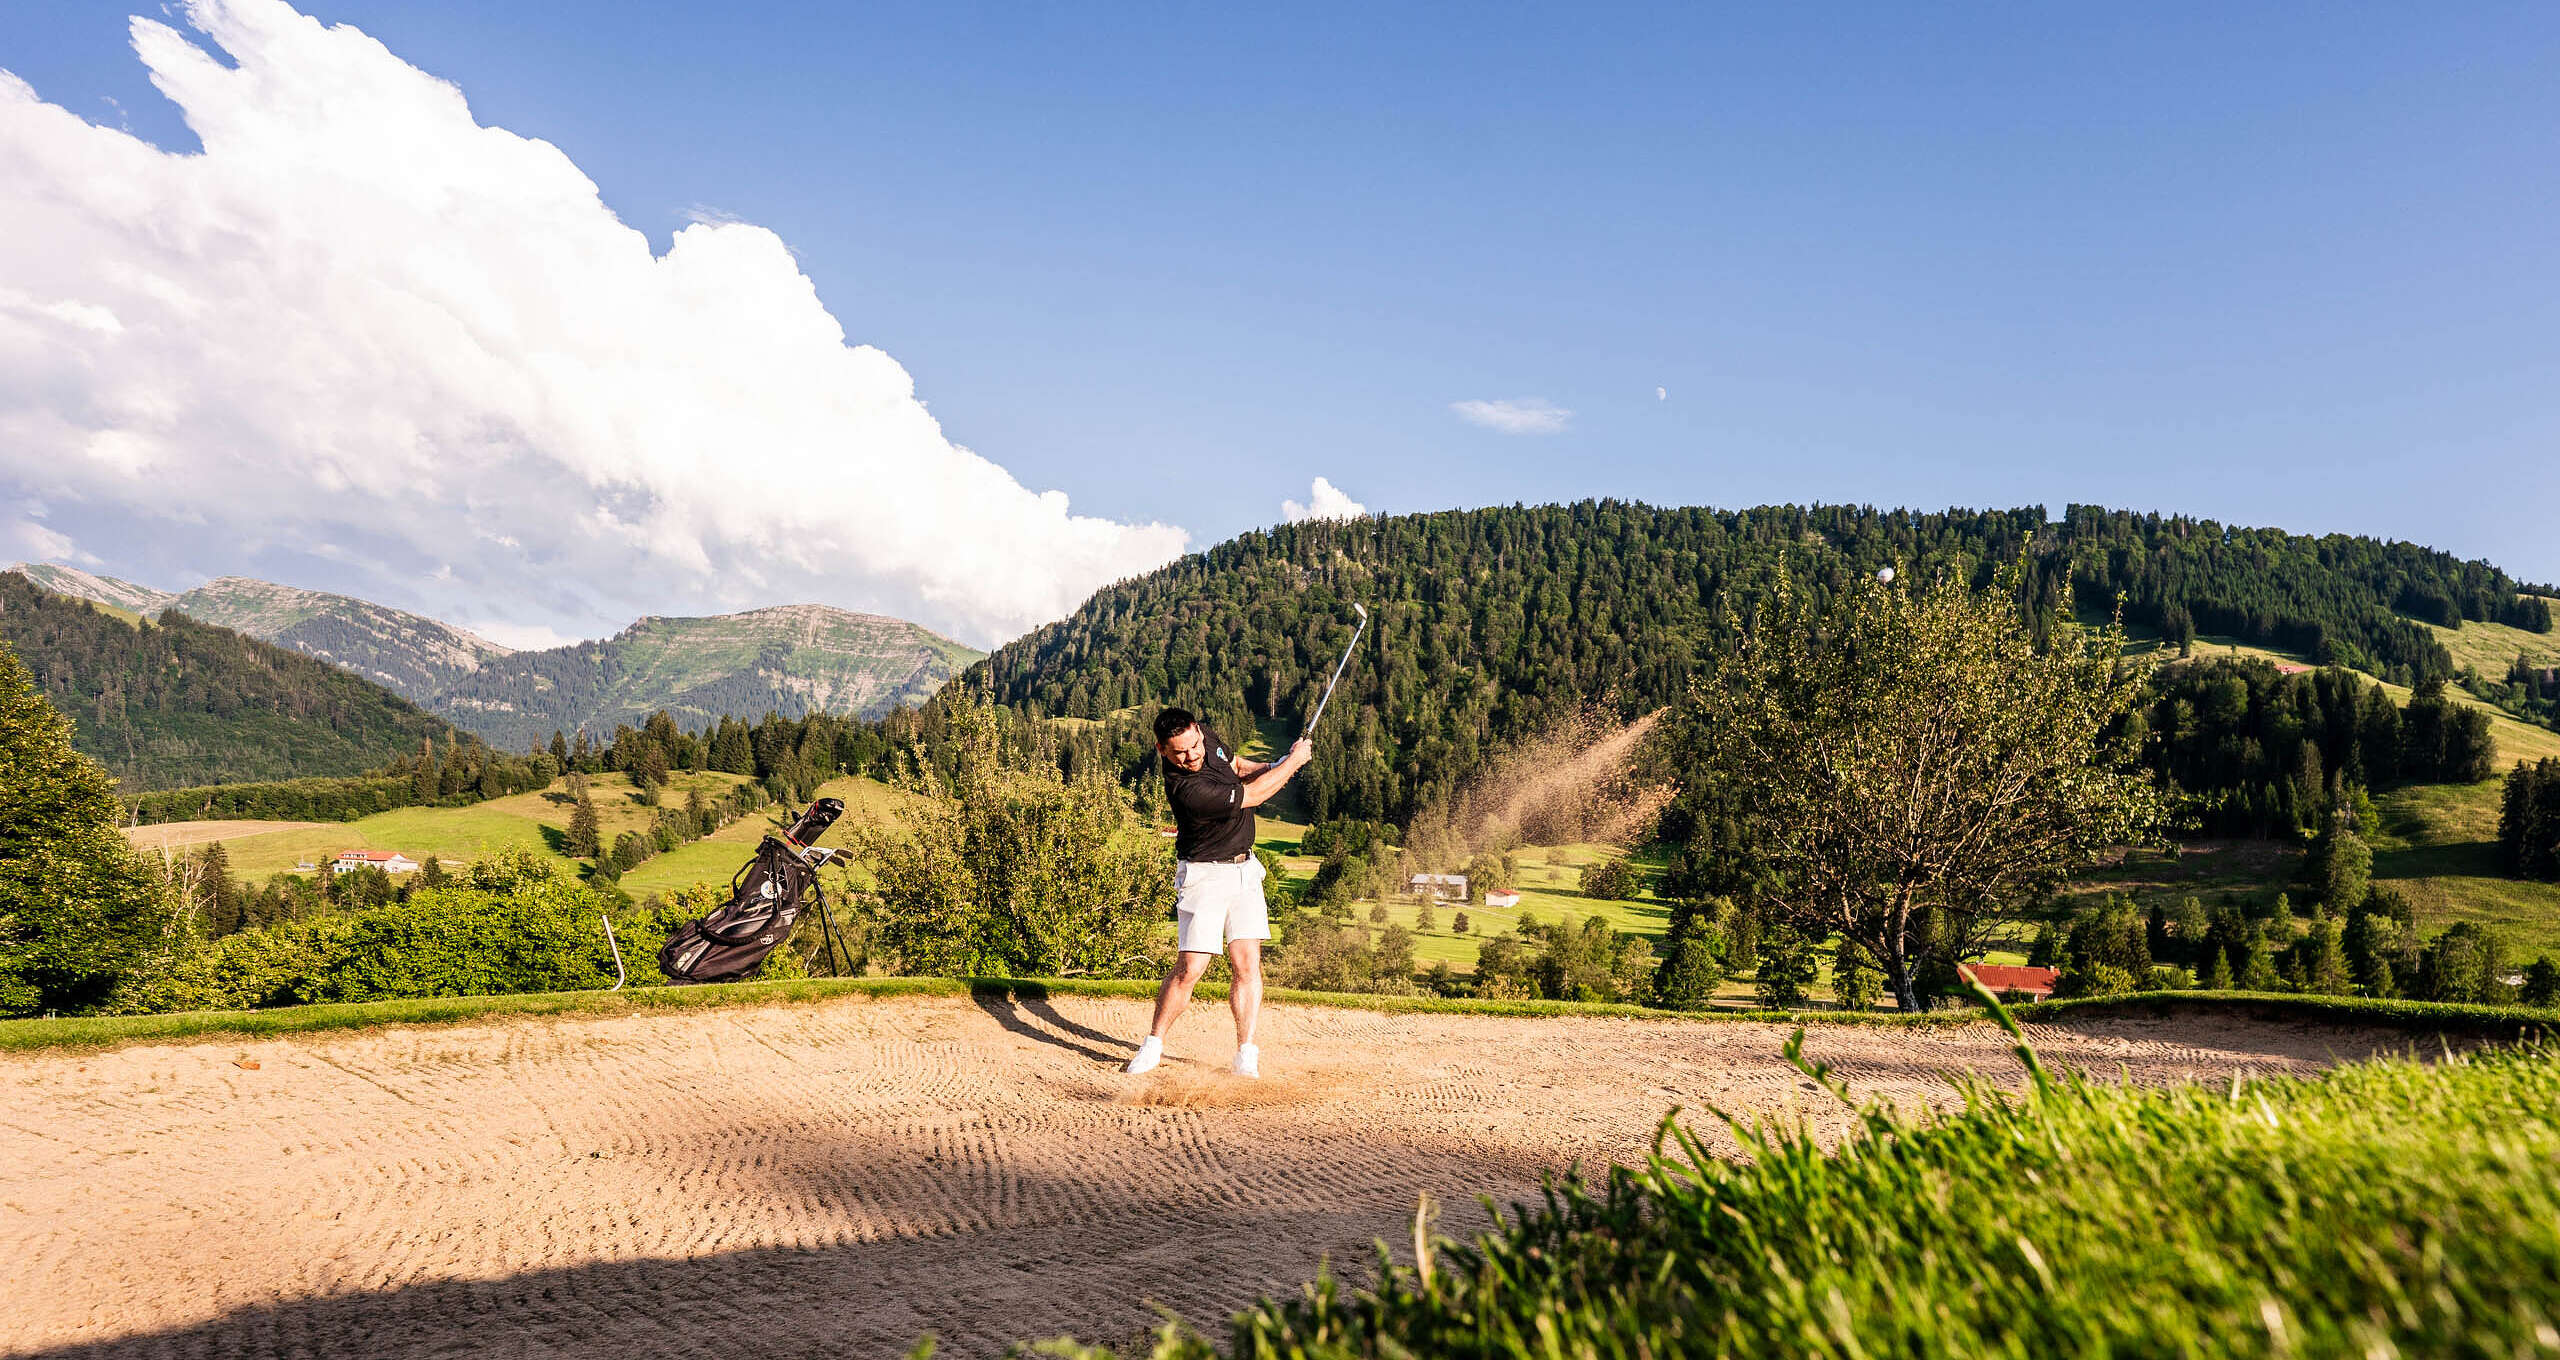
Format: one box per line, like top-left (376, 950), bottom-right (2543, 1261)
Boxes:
top-left (1958, 963), bottom-right (2060, 1001)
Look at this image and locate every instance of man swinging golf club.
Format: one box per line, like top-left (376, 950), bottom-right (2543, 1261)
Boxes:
top-left (1122, 710), bottom-right (1307, 1079)
top-left (1126, 605), bottom-right (1366, 1080)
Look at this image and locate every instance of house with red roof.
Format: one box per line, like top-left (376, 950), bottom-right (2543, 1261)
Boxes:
top-left (1957, 962), bottom-right (2060, 1001)
top-left (332, 849), bottom-right (421, 876)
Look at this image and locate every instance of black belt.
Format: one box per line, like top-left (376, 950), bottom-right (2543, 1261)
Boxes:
top-left (1186, 852), bottom-right (1253, 864)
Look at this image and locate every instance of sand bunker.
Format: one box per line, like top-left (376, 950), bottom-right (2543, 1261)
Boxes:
top-left (0, 995), bottom-right (2447, 1359)
top-left (120, 820), bottom-right (327, 853)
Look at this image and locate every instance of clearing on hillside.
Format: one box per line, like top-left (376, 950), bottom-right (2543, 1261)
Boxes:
top-left (0, 994), bottom-right (2469, 1359)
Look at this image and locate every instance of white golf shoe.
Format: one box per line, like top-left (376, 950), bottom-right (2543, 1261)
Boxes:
top-left (1232, 1043), bottom-right (1260, 1079)
top-left (1124, 1036), bottom-right (1163, 1075)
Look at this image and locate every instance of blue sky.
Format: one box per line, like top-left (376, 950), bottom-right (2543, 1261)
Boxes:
top-left (4, 1), bottom-right (2556, 643)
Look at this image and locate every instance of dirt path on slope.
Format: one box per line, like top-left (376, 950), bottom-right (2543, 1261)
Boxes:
top-left (0, 996), bottom-right (2446, 1359)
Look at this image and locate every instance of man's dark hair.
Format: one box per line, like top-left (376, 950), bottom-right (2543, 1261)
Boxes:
top-left (1152, 707), bottom-right (1198, 746)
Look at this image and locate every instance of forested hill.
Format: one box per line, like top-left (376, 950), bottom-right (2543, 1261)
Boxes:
top-left (0, 571), bottom-right (453, 790)
top-left (971, 502), bottom-right (2553, 826)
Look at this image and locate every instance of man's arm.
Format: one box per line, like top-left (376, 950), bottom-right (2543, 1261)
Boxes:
top-left (1238, 739), bottom-right (1314, 809)
top-left (1231, 755), bottom-right (1269, 777)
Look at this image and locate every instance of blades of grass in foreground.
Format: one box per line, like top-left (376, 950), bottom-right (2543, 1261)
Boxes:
top-left (1039, 1035), bottom-right (2560, 1359)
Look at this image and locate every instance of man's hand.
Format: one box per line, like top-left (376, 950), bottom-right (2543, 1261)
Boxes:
top-left (1242, 737), bottom-right (1316, 809)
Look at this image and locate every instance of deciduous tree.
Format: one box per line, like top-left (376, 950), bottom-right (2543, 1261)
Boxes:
top-left (0, 640), bottom-right (176, 1015)
top-left (1667, 565), bottom-right (2167, 1011)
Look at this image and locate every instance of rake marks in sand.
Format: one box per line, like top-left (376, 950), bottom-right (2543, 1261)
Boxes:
top-left (0, 995), bottom-right (2446, 1359)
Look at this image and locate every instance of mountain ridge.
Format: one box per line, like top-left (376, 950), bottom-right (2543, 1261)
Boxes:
top-left (7, 563), bottom-right (980, 750)
top-left (0, 570), bottom-right (454, 789)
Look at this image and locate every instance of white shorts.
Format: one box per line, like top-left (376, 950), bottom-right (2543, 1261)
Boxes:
top-left (1174, 857), bottom-right (1271, 954)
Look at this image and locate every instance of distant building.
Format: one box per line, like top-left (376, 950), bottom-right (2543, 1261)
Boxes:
top-left (1483, 889), bottom-right (1521, 908)
top-left (1407, 873), bottom-right (1469, 901)
top-left (333, 850), bottom-right (421, 876)
top-left (1957, 963), bottom-right (2059, 1002)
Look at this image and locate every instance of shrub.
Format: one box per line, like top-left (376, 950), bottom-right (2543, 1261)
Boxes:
top-left (1578, 857), bottom-right (1637, 901)
top-left (111, 850), bottom-right (641, 1012)
top-left (2060, 961), bottom-right (2139, 999)
top-left (2415, 922), bottom-right (2510, 1004)
top-left (2142, 965), bottom-right (2195, 992)
top-left (1830, 938), bottom-right (1883, 1012)
top-left (2525, 956), bottom-right (2560, 1010)
top-left (1752, 926), bottom-right (1817, 1008)
top-left (859, 701), bottom-right (1172, 978)
top-left (1266, 911), bottom-right (1415, 995)
top-left (1450, 910), bottom-right (1470, 935)
top-left (1652, 934), bottom-right (1724, 1011)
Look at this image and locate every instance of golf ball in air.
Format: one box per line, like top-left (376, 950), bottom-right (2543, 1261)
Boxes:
top-left (1876, 567), bottom-right (1896, 583)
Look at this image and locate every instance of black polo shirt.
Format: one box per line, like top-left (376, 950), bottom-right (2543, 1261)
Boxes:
top-left (1164, 727), bottom-right (1255, 862)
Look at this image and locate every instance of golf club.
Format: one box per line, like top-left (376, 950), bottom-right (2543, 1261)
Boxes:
top-left (1304, 602), bottom-right (1368, 735)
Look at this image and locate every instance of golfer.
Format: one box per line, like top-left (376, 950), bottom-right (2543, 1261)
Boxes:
top-left (1123, 707), bottom-right (1311, 1079)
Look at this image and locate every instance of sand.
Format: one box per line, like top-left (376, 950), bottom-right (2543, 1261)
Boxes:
top-left (120, 820), bottom-right (328, 853)
top-left (0, 995), bottom-right (2447, 1359)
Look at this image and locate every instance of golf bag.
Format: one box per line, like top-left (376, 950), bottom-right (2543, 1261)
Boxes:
top-left (657, 797), bottom-right (849, 984)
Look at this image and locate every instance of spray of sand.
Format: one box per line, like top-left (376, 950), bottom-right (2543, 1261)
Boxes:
top-left (1403, 708), bottom-right (1674, 872)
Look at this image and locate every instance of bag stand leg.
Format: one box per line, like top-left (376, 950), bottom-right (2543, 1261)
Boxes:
top-left (808, 889), bottom-right (853, 978)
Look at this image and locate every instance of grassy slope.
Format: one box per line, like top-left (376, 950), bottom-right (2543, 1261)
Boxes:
top-left (2088, 623), bottom-right (2560, 955)
top-left (2428, 611), bottom-right (2560, 678)
top-left (610, 774), bottom-right (920, 897)
top-left (1254, 818), bottom-right (1804, 1004)
top-left (199, 771), bottom-right (756, 880)
top-left (173, 768), bottom-right (918, 899)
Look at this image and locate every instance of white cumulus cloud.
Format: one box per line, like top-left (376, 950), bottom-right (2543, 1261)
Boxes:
top-left (1450, 398), bottom-right (1572, 435)
top-left (1281, 476), bottom-right (1367, 524)
top-left (0, 0), bottom-right (1186, 648)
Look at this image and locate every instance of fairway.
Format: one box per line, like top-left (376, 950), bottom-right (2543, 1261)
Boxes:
top-left (0, 992), bottom-right (2454, 1360)
top-left (112, 771), bottom-right (863, 887)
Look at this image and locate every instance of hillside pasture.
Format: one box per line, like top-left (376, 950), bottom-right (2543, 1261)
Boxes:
top-left (2428, 610), bottom-right (2560, 679)
top-left (131, 771), bottom-right (759, 881)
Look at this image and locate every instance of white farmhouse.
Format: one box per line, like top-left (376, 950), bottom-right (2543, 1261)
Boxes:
top-left (332, 850), bottom-right (421, 876)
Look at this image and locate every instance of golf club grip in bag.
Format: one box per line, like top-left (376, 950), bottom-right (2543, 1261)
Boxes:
top-left (657, 798), bottom-right (845, 984)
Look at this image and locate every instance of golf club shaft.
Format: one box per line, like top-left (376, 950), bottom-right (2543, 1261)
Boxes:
top-left (1305, 606), bottom-right (1367, 736)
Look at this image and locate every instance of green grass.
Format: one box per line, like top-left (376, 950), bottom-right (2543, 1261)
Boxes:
top-left (1058, 1011), bottom-right (2560, 1359)
top-left (5, 973), bottom-right (2545, 1055)
top-left (128, 771), bottom-right (924, 897)
top-left (2428, 610), bottom-right (2560, 679)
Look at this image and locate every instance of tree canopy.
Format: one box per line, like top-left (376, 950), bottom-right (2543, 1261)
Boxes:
top-left (1664, 566), bottom-right (2167, 1011)
top-left (0, 638), bottom-right (175, 1015)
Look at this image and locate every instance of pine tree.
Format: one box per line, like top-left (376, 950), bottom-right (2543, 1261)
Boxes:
top-left (2302, 916), bottom-right (2351, 995)
top-left (567, 781), bottom-right (601, 859)
top-left (2239, 926), bottom-right (2283, 991)
top-left (2202, 948), bottom-right (2234, 991)
top-left (550, 730), bottom-right (570, 766)
top-left (1414, 899), bottom-right (1436, 933)
top-left (2308, 814), bottom-right (2372, 915)
top-left (191, 840), bottom-right (239, 936)
top-left (1451, 910), bottom-right (1471, 935)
